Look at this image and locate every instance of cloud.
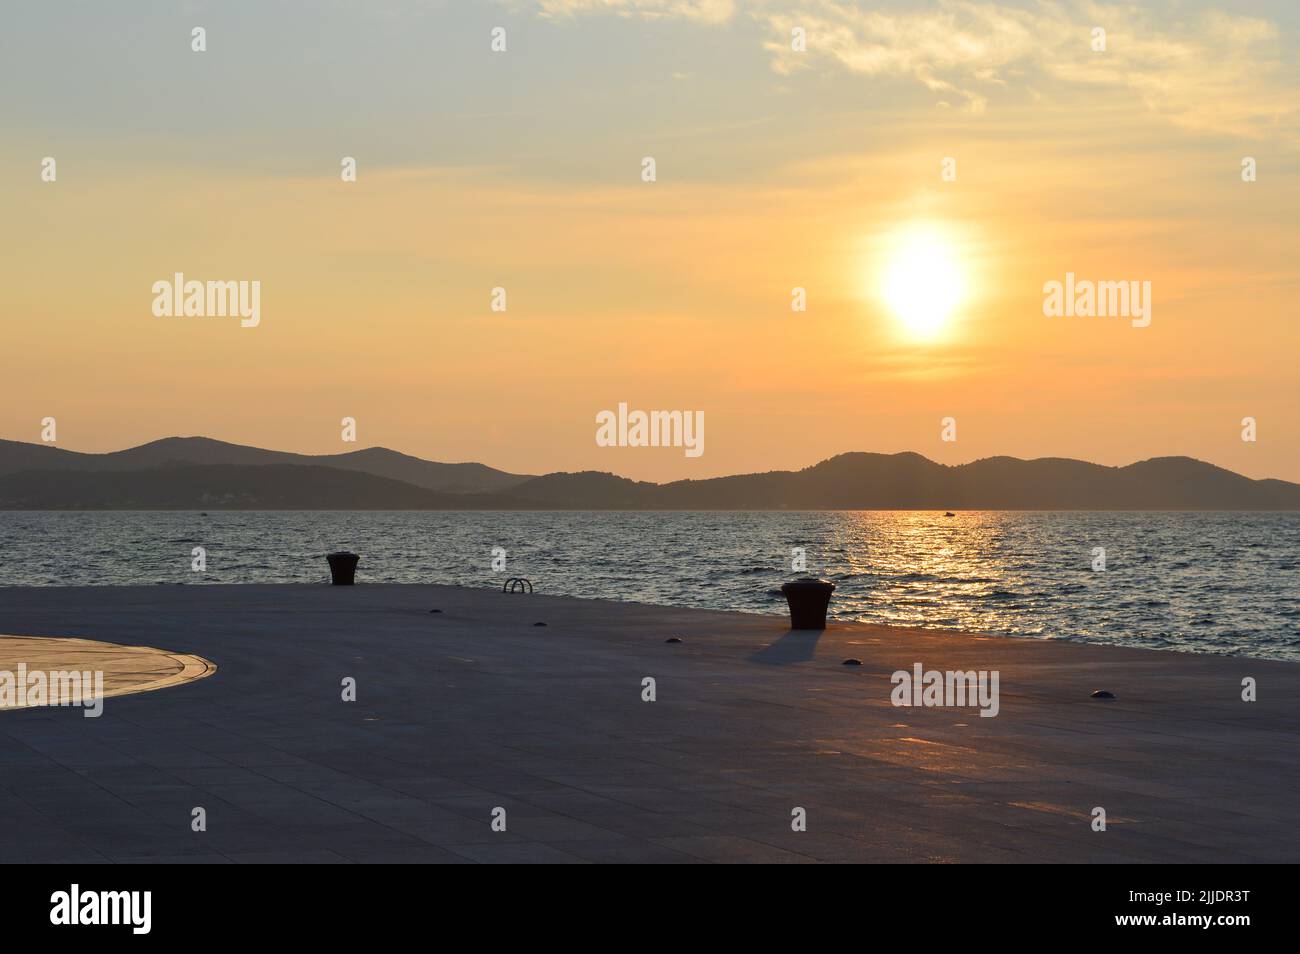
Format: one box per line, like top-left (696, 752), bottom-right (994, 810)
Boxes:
top-left (524, 0), bottom-right (1295, 138)
top-left (759, 1), bottom-right (1291, 136)
top-left (761, 1), bottom-right (1045, 113)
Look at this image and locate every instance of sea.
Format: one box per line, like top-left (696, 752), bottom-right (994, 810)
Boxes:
top-left (1, 510), bottom-right (1297, 661)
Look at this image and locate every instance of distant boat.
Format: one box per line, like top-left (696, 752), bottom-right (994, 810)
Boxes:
top-left (944, 511), bottom-right (955, 517)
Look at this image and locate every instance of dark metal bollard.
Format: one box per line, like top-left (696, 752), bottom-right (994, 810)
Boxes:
top-left (781, 577), bottom-right (835, 629)
top-left (326, 551), bottom-right (359, 585)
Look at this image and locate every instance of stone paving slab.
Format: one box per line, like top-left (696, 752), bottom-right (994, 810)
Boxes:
top-left (0, 635), bottom-right (214, 710)
top-left (0, 583), bottom-right (1296, 863)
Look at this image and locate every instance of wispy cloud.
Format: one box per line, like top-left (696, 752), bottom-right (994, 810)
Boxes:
top-left (759, 1), bottom-right (1289, 136)
top-left (523, 0), bottom-right (1295, 138)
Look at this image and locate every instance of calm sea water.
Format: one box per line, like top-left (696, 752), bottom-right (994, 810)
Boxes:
top-left (1, 511), bottom-right (1297, 661)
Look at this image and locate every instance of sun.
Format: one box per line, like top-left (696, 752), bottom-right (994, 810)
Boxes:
top-left (879, 225), bottom-right (966, 340)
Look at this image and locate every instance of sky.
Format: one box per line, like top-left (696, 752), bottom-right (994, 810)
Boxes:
top-left (2, 0), bottom-right (1297, 482)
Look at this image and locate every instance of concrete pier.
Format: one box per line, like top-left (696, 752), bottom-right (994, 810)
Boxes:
top-left (0, 584), bottom-right (1296, 863)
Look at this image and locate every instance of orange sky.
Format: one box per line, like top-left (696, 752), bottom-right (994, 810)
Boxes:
top-left (3, 2), bottom-right (1297, 482)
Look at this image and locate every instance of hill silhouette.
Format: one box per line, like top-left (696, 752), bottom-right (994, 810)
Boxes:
top-left (504, 452), bottom-right (1300, 510)
top-left (0, 436), bottom-right (531, 494)
top-left (1, 439), bottom-right (1297, 510)
top-left (0, 464), bottom-right (553, 511)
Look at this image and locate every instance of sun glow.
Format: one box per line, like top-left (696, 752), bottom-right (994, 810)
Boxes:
top-left (880, 225), bottom-right (967, 340)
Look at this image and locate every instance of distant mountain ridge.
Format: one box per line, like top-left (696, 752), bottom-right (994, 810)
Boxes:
top-left (1, 438), bottom-right (1297, 510)
top-left (0, 436), bottom-right (532, 494)
top-left (0, 464), bottom-right (547, 511)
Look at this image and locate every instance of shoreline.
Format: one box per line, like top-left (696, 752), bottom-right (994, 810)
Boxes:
top-left (2, 579), bottom-right (1293, 665)
top-left (1, 584), bottom-right (1296, 862)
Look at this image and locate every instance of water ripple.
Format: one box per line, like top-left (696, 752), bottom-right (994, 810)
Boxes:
top-left (1, 510), bottom-right (1297, 661)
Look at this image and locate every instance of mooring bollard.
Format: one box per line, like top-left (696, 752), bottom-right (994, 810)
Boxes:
top-left (326, 551), bottom-right (359, 585)
top-left (781, 577), bottom-right (835, 630)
